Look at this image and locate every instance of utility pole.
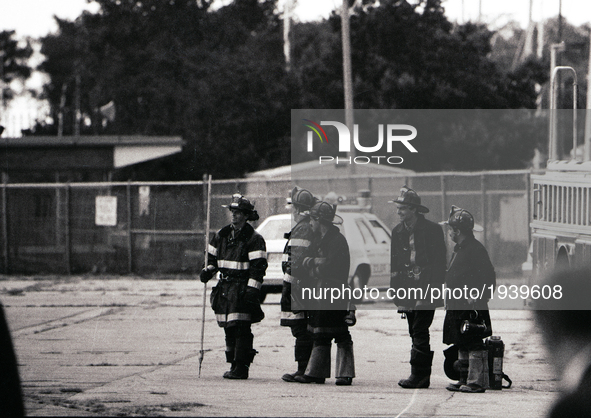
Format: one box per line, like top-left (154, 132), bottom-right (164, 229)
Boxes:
top-left (283, 0), bottom-right (295, 72)
top-left (57, 84), bottom-right (67, 138)
top-left (74, 73), bottom-right (81, 137)
top-left (522, 0), bottom-right (535, 60)
top-left (0, 50), bottom-right (4, 137)
top-left (549, 43), bottom-right (566, 160)
top-left (478, 0), bottom-right (482, 23)
top-left (341, 0), bottom-right (355, 174)
top-left (558, 0), bottom-right (563, 46)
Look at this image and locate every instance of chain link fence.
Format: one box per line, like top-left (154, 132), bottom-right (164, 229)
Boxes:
top-left (0, 170), bottom-right (533, 275)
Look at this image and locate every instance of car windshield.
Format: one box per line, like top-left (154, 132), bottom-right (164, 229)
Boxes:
top-left (258, 218), bottom-right (291, 240)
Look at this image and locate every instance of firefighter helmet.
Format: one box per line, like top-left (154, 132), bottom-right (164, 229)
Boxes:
top-left (222, 194), bottom-right (259, 221)
top-left (388, 185), bottom-right (429, 213)
top-left (447, 205), bottom-right (474, 232)
top-left (309, 201), bottom-right (343, 225)
top-left (288, 187), bottom-right (316, 211)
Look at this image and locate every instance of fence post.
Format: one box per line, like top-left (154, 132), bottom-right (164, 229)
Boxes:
top-left (1, 177), bottom-right (7, 274)
top-left (440, 174), bottom-right (447, 222)
top-left (526, 171), bottom-right (532, 248)
top-left (65, 183), bottom-right (71, 274)
top-left (368, 177), bottom-right (373, 213)
top-left (480, 174), bottom-right (487, 248)
top-left (203, 176), bottom-right (209, 263)
top-left (126, 181), bottom-right (133, 274)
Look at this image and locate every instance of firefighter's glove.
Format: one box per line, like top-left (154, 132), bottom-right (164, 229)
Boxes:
top-left (200, 265), bottom-right (215, 283)
top-left (244, 286), bottom-right (261, 306)
top-left (345, 310), bottom-right (356, 326)
top-left (245, 286), bottom-right (265, 323)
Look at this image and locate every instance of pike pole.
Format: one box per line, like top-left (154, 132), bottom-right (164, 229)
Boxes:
top-left (198, 174), bottom-right (212, 377)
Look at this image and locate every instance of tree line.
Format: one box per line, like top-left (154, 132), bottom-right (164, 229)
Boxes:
top-left (2, 0), bottom-right (589, 179)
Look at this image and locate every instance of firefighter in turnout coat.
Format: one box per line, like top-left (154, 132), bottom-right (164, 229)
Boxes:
top-left (294, 201), bottom-right (355, 386)
top-left (280, 187), bottom-right (317, 382)
top-left (443, 205), bottom-right (496, 393)
top-left (200, 194), bottom-right (268, 379)
top-left (390, 186), bottom-right (447, 389)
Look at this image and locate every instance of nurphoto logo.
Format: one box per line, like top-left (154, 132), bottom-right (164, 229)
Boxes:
top-left (302, 119), bottom-right (418, 165)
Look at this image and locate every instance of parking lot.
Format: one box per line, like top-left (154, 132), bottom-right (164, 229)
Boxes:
top-left (1, 275), bottom-right (558, 417)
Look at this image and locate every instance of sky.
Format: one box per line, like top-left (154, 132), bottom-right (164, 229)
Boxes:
top-left (1, 0), bottom-right (591, 40)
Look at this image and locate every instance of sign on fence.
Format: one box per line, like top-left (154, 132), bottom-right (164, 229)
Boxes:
top-left (95, 196), bottom-right (118, 226)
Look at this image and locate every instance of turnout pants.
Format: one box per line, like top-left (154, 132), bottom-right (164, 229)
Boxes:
top-left (291, 322), bottom-right (313, 363)
top-left (405, 310), bottom-right (435, 354)
top-left (406, 310), bottom-right (435, 376)
top-left (224, 323), bottom-right (256, 364)
top-left (305, 332), bottom-right (355, 379)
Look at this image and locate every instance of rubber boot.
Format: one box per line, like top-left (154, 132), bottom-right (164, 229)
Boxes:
top-left (282, 360), bottom-right (307, 383)
top-left (335, 341), bottom-right (355, 386)
top-left (398, 349), bottom-right (433, 389)
top-left (295, 344), bottom-right (330, 384)
top-left (282, 340), bottom-right (313, 382)
top-left (446, 350), bottom-right (469, 391)
top-left (460, 350), bottom-right (489, 393)
top-left (225, 349), bottom-right (257, 380)
top-left (222, 350), bottom-right (236, 379)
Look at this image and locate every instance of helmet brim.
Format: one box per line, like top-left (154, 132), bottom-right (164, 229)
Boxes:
top-left (387, 198), bottom-right (430, 213)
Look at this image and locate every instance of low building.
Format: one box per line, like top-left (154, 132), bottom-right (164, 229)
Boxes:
top-left (0, 135), bottom-right (184, 182)
top-left (245, 160), bottom-right (416, 228)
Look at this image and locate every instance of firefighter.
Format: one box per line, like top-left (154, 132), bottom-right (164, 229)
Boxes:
top-left (294, 201), bottom-right (355, 386)
top-left (390, 186), bottom-right (447, 389)
top-left (443, 205), bottom-right (496, 393)
top-left (280, 187), bottom-right (317, 382)
top-left (200, 194), bottom-right (268, 379)
top-left (534, 267), bottom-right (591, 417)
top-left (0, 302), bottom-right (24, 417)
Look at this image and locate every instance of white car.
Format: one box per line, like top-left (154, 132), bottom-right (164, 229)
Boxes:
top-left (255, 211), bottom-right (392, 301)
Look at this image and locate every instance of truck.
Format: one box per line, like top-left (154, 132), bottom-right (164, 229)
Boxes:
top-left (530, 66), bottom-right (591, 278)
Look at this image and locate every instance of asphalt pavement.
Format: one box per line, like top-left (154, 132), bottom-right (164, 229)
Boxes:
top-left (0, 275), bottom-right (558, 417)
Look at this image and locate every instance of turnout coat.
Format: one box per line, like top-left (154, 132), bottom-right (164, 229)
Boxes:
top-left (304, 224), bottom-right (351, 338)
top-left (280, 217), bottom-right (315, 326)
top-left (390, 214), bottom-right (447, 309)
top-left (207, 223), bottom-right (267, 328)
top-left (443, 235), bottom-right (496, 346)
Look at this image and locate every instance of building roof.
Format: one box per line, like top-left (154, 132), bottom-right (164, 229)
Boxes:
top-left (0, 135), bottom-right (183, 147)
top-left (1, 135), bottom-right (184, 169)
top-left (247, 159), bottom-right (415, 179)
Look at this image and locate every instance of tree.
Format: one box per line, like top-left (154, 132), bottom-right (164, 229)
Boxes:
top-left (35, 0), bottom-right (553, 177)
top-left (289, 0), bottom-right (548, 170)
top-left (0, 30), bottom-right (33, 102)
top-left (37, 0), bottom-right (294, 179)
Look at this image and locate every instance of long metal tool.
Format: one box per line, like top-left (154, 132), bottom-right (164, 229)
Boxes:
top-left (198, 174), bottom-right (212, 377)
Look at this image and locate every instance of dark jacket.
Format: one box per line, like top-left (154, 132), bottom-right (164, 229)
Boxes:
top-left (443, 235), bottom-right (496, 346)
top-left (207, 223), bottom-right (267, 327)
top-left (390, 214), bottom-right (447, 309)
top-left (280, 217), bottom-right (314, 326)
top-left (304, 224), bottom-right (351, 337)
top-left (444, 235), bottom-right (496, 310)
